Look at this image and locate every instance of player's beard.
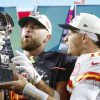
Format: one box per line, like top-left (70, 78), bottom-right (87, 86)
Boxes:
top-left (21, 37), bottom-right (42, 51)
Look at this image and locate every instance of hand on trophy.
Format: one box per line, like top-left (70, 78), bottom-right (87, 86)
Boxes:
top-left (12, 51), bottom-right (42, 84)
top-left (0, 35), bottom-right (5, 50)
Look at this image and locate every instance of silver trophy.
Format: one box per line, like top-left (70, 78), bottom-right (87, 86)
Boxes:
top-left (0, 12), bottom-right (14, 82)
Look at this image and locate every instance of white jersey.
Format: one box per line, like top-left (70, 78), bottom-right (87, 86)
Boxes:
top-left (67, 52), bottom-right (100, 100)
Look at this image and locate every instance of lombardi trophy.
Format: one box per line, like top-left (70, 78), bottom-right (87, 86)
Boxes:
top-left (0, 12), bottom-right (14, 82)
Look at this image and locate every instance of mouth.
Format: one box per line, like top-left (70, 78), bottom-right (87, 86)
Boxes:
top-left (23, 35), bottom-right (32, 42)
top-left (24, 34), bottom-right (30, 39)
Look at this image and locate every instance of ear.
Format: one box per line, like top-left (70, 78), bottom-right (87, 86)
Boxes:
top-left (43, 35), bottom-right (51, 43)
top-left (82, 34), bottom-right (89, 44)
top-left (47, 35), bottom-right (51, 40)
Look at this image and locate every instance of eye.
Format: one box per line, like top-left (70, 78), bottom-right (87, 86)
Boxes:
top-left (23, 24), bottom-right (28, 28)
top-left (68, 33), bottom-right (72, 36)
top-left (66, 32), bottom-right (72, 37)
top-left (32, 26), bottom-right (40, 29)
top-left (67, 30), bottom-right (72, 36)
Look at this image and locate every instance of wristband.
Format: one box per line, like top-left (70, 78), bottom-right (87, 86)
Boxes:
top-left (22, 83), bottom-right (48, 100)
top-left (53, 90), bottom-right (60, 100)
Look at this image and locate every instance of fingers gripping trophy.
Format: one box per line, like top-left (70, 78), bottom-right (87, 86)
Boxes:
top-left (0, 12), bottom-right (14, 82)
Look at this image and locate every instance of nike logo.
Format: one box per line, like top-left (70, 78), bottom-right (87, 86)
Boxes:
top-left (83, 24), bottom-right (88, 27)
top-left (91, 61), bottom-right (100, 65)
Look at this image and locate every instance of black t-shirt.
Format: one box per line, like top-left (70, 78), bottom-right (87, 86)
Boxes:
top-left (4, 51), bottom-right (77, 100)
top-left (32, 51), bottom-right (77, 88)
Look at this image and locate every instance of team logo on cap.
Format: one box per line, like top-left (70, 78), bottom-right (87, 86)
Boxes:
top-left (29, 12), bottom-right (42, 20)
top-left (83, 24), bottom-right (88, 27)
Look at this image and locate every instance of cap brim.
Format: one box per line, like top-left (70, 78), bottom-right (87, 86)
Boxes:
top-left (59, 24), bottom-right (79, 30)
top-left (18, 17), bottom-right (46, 28)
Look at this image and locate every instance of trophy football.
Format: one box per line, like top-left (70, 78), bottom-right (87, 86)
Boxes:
top-left (0, 12), bottom-right (14, 82)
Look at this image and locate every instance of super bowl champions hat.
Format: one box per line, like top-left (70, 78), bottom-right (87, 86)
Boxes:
top-left (18, 12), bottom-right (52, 35)
top-left (59, 13), bottom-right (100, 34)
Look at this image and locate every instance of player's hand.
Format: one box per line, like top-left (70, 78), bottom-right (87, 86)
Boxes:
top-left (0, 35), bottom-right (5, 50)
top-left (0, 72), bottom-right (28, 95)
top-left (12, 51), bottom-right (42, 84)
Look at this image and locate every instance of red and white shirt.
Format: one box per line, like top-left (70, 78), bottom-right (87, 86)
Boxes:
top-left (67, 52), bottom-right (100, 92)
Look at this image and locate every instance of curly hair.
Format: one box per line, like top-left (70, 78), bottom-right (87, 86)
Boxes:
top-left (0, 12), bottom-right (14, 33)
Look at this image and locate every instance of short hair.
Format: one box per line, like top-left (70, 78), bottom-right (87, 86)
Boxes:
top-left (93, 34), bottom-right (100, 48)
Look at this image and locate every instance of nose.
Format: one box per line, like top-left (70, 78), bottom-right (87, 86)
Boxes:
top-left (64, 36), bottom-right (68, 42)
top-left (26, 26), bottom-right (32, 33)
